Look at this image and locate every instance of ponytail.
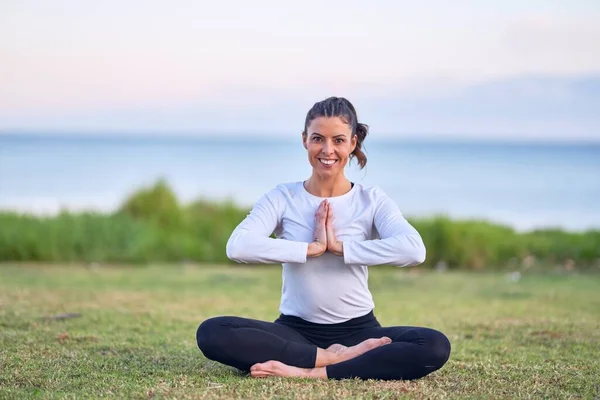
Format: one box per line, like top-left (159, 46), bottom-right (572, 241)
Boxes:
top-left (351, 122), bottom-right (369, 169)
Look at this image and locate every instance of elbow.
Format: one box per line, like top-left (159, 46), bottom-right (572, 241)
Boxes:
top-left (225, 237), bottom-right (246, 263)
top-left (398, 247), bottom-right (425, 267)
top-left (395, 236), bottom-right (426, 267)
top-left (409, 236), bottom-right (427, 266)
top-left (412, 244), bottom-right (426, 266)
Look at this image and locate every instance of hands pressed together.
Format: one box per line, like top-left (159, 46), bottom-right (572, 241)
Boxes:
top-left (307, 199), bottom-right (343, 258)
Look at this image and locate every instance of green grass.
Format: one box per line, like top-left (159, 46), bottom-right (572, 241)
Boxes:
top-left (1, 264), bottom-right (599, 399)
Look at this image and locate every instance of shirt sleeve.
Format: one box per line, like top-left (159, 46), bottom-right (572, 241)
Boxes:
top-left (342, 188), bottom-right (426, 267)
top-left (225, 188), bottom-right (309, 264)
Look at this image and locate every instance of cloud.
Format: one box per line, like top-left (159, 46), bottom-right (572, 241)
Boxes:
top-left (2, 1), bottom-right (600, 113)
top-left (1, 74), bottom-right (598, 141)
top-left (498, 14), bottom-right (600, 75)
top-left (359, 75), bottom-right (600, 140)
top-left (1, 1), bottom-right (599, 140)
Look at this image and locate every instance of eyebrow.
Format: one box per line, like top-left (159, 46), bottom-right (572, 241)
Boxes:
top-left (311, 132), bottom-right (348, 138)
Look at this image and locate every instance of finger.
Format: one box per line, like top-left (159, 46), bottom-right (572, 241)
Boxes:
top-left (317, 211), bottom-right (325, 225)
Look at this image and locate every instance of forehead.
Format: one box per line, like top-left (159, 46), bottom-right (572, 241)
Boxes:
top-left (307, 117), bottom-right (352, 136)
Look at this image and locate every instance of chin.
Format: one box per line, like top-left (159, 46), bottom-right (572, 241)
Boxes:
top-left (315, 166), bottom-right (343, 177)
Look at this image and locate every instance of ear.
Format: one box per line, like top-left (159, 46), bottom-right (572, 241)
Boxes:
top-left (350, 134), bottom-right (358, 153)
top-left (302, 131), bottom-right (308, 149)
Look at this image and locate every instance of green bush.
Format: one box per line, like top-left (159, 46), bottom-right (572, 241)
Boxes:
top-left (0, 211), bottom-right (158, 263)
top-left (1, 180), bottom-right (598, 269)
top-left (412, 216), bottom-right (527, 270)
top-left (118, 178), bottom-right (184, 230)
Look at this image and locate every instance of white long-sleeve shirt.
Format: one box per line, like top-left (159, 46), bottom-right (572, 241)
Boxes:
top-left (226, 181), bottom-right (426, 324)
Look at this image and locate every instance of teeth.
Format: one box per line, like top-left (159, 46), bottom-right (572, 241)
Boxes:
top-left (320, 159), bottom-right (336, 165)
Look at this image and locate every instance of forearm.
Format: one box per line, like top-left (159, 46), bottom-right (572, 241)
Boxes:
top-left (343, 235), bottom-right (426, 267)
top-left (226, 234), bottom-right (309, 264)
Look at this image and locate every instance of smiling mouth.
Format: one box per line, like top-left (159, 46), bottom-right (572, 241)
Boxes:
top-left (318, 158), bottom-right (338, 166)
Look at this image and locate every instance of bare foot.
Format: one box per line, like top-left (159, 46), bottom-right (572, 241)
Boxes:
top-left (326, 343), bottom-right (348, 354)
top-left (250, 360), bottom-right (326, 379)
top-left (326, 336), bottom-right (392, 363)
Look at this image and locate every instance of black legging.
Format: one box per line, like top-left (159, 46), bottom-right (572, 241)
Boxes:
top-left (196, 311), bottom-right (451, 381)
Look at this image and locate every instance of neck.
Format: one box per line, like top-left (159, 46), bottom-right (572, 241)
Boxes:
top-left (304, 173), bottom-right (352, 197)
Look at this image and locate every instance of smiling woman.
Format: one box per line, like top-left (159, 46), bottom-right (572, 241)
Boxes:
top-left (196, 96), bottom-right (450, 381)
top-left (303, 97), bottom-right (368, 173)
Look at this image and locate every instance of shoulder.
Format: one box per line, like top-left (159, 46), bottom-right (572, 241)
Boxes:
top-left (266, 181), bottom-right (304, 198)
top-left (352, 183), bottom-right (400, 213)
top-left (352, 183), bottom-right (392, 203)
top-left (258, 181), bottom-right (304, 206)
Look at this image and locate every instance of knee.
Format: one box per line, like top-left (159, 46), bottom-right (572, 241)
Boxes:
top-left (426, 329), bottom-right (451, 368)
top-left (196, 316), bottom-right (229, 358)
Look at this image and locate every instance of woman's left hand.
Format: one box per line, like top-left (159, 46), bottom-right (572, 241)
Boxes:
top-left (326, 203), bottom-right (343, 256)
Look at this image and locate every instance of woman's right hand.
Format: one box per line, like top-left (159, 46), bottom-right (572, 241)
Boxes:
top-left (307, 200), bottom-right (328, 257)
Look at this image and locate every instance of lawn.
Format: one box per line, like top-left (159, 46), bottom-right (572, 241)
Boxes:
top-left (1, 264), bottom-right (599, 399)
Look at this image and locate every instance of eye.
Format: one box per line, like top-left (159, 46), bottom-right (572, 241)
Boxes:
top-left (335, 138), bottom-right (345, 143)
top-left (312, 137), bottom-right (322, 142)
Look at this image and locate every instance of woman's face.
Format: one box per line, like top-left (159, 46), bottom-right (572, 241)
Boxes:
top-left (303, 116), bottom-right (357, 178)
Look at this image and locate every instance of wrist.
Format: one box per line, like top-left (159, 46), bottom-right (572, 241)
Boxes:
top-left (328, 240), bottom-right (343, 256)
top-left (307, 241), bottom-right (325, 257)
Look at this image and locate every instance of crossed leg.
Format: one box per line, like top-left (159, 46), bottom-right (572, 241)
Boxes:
top-left (250, 326), bottom-right (451, 381)
top-left (196, 316), bottom-right (391, 377)
top-left (196, 316), bottom-right (317, 371)
top-left (248, 338), bottom-right (391, 378)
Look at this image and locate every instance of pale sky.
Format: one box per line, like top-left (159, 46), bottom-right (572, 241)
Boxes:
top-left (1, 0), bottom-right (599, 140)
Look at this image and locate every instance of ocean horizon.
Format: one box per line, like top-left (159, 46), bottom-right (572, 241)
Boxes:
top-left (1, 133), bottom-right (599, 233)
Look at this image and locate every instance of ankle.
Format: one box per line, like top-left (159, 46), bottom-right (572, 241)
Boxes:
top-left (326, 351), bottom-right (341, 366)
top-left (307, 367), bottom-right (327, 379)
top-left (315, 348), bottom-right (341, 367)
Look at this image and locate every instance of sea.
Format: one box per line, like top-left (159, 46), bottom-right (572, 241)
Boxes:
top-left (1, 134), bottom-right (599, 232)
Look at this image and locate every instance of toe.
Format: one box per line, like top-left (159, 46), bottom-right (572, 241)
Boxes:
top-left (251, 362), bottom-right (268, 372)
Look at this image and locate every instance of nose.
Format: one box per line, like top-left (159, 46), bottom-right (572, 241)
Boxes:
top-left (321, 140), bottom-right (333, 155)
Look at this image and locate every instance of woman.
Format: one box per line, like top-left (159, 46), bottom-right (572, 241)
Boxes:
top-left (196, 97), bottom-right (451, 380)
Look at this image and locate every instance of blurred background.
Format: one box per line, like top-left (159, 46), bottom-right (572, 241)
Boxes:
top-left (1, 0), bottom-right (599, 270)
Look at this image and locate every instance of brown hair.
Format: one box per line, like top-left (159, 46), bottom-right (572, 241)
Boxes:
top-left (303, 96), bottom-right (369, 169)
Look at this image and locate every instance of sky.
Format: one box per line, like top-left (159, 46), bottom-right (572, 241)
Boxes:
top-left (1, 0), bottom-right (599, 141)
